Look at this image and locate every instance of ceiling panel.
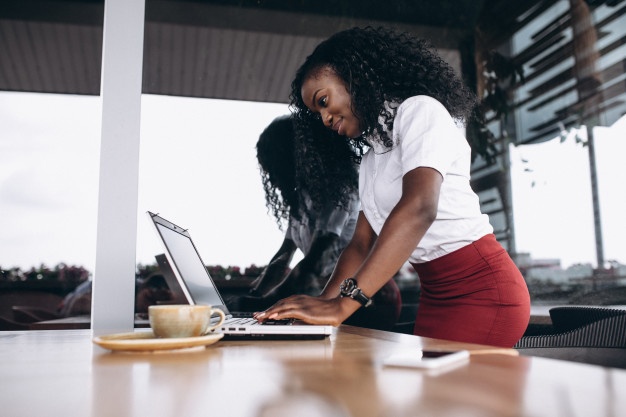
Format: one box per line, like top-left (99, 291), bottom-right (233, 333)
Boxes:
top-left (0, 0), bottom-right (468, 103)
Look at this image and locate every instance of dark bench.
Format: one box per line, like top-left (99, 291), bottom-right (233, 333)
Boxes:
top-left (515, 306), bottom-right (626, 368)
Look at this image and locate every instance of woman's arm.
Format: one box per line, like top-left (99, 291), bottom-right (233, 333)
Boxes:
top-left (249, 237), bottom-right (297, 297)
top-left (255, 166), bottom-right (442, 324)
top-left (348, 166), bottom-right (442, 300)
top-left (318, 211), bottom-right (377, 299)
top-left (253, 212), bottom-right (376, 324)
top-left (269, 230), bottom-right (340, 297)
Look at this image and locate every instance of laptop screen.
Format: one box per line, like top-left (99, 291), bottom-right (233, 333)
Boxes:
top-left (147, 211), bottom-right (333, 339)
top-left (150, 213), bottom-right (228, 313)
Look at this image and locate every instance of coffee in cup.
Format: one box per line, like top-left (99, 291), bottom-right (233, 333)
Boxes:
top-left (148, 304), bottom-right (225, 338)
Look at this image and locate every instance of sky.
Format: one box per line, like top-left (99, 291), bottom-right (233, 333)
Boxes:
top-left (0, 91), bottom-right (624, 274)
top-left (509, 120), bottom-right (626, 268)
top-left (0, 91), bottom-right (292, 273)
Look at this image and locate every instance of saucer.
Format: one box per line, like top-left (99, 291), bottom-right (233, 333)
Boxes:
top-left (93, 331), bottom-right (223, 352)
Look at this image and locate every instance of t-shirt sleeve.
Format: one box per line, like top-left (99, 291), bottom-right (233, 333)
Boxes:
top-left (394, 96), bottom-right (467, 177)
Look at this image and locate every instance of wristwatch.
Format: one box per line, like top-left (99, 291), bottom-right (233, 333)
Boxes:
top-left (339, 278), bottom-right (373, 308)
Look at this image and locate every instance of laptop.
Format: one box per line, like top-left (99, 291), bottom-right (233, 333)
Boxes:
top-left (146, 211), bottom-right (333, 340)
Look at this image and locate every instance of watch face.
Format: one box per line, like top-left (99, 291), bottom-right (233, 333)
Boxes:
top-left (340, 278), bottom-right (357, 296)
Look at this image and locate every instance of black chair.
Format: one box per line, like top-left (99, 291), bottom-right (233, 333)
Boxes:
top-left (515, 306), bottom-right (626, 369)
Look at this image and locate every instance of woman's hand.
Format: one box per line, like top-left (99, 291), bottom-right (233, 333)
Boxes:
top-left (253, 295), bottom-right (357, 327)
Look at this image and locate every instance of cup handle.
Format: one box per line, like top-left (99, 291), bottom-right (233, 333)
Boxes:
top-left (204, 308), bottom-right (226, 334)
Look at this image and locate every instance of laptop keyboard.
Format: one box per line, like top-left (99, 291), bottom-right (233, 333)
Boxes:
top-left (224, 317), bottom-right (260, 326)
top-left (223, 317), bottom-right (295, 326)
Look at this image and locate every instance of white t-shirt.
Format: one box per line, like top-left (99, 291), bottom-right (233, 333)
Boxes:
top-left (359, 95), bottom-right (493, 263)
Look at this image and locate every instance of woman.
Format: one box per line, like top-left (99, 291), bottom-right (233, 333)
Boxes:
top-left (247, 114), bottom-right (361, 302)
top-left (242, 115), bottom-right (401, 331)
top-left (255, 26), bottom-right (530, 348)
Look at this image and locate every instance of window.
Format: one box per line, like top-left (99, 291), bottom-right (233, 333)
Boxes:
top-left (1, 1), bottom-right (624, 330)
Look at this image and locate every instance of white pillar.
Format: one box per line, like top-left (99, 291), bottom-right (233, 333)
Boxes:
top-left (92, 0), bottom-right (145, 335)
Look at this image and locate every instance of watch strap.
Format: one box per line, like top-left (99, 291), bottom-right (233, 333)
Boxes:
top-left (340, 278), bottom-right (373, 308)
top-left (352, 290), bottom-right (373, 307)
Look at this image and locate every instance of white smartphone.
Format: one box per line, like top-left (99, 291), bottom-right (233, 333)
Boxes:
top-left (383, 349), bottom-right (470, 370)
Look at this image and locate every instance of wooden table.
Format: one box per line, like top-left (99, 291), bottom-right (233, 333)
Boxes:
top-left (1, 326), bottom-right (624, 417)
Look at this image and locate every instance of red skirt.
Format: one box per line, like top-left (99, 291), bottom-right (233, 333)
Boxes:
top-left (411, 234), bottom-right (530, 348)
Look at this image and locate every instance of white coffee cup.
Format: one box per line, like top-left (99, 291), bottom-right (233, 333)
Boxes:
top-left (148, 304), bottom-right (225, 338)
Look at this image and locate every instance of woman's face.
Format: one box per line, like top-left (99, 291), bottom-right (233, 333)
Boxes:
top-left (301, 67), bottom-right (361, 138)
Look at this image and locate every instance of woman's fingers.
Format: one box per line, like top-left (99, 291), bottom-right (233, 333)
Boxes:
top-left (254, 295), bottom-right (343, 326)
top-left (254, 295), bottom-right (308, 320)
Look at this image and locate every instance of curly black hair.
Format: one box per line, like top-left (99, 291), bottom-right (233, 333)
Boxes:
top-left (291, 26), bottom-right (478, 142)
top-left (256, 115), bottom-right (297, 227)
top-left (257, 115), bottom-right (359, 229)
top-left (288, 26), bottom-right (478, 206)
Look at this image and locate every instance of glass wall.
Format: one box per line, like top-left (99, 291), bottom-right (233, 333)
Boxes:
top-left (1, 0), bottom-right (624, 330)
top-left (0, 92), bottom-right (101, 324)
top-left (471, 0), bottom-right (626, 311)
top-left (135, 95), bottom-right (289, 282)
